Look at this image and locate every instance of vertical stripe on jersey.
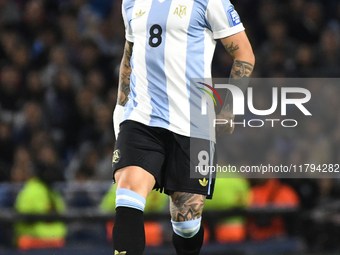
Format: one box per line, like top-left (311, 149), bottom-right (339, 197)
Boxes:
top-left (203, 28), bottom-right (216, 142)
top-left (203, 28), bottom-right (215, 80)
top-left (122, 1), bottom-right (134, 42)
top-left (145, 0), bottom-right (172, 127)
top-left (124, 1), bottom-right (153, 123)
top-left (220, 0), bottom-right (234, 27)
top-left (205, 0), bottom-right (231, 36)
top-left (186, 0), bottom-right (211, 140)
top-left (165, 1), bottom-right (194, 134)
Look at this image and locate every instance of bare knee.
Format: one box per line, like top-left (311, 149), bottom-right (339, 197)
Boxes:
top-left (170, 192), bottom-right (205, 222)
top-left (114, 166), bottom-right (156, 199)
top-left (170, 192), bottom-right (205, 238)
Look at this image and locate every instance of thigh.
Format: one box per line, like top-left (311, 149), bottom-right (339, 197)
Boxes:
top-left (112, 120), bottom-right (167, 191)
top-left (164, 134), bottom-right (216, 199)
top-left (115, 166), bottom-right (156, 199)
top-left (170, 192), bottom-right (205, 221)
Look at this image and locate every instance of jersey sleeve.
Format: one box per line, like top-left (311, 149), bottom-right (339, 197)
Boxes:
top-left (205, 0), bottom-right (245, 39)
top-left (122, 5), bottom-right (134, 42)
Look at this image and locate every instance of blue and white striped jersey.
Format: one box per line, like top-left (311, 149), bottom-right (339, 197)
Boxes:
top-left (121, 0), bottom-right (244, 142)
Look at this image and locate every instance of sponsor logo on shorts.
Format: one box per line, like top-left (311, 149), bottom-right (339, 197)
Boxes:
top-left (112, 149), bottom-right (121, 164)
top-left (115, 250), bottom-right (127, 255)
top-left (199, 178), bottom-right (208, 186)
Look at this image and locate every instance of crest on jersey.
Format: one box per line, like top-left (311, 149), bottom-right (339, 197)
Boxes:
top-left (173, 5), bottom-right (187, 18)
top-left (227, 6), bottom-right (241, 27)
top-left (112, 149), bottom-right (121, 164)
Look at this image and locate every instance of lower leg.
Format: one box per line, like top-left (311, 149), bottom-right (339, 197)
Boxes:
top-left (170, 192), bottom-right (206, 255)
top-left (112, 167), bottom-right (155, 255)
top-left (172, 220), bottom-right (204, 255)
top-left (113, 189), bottom-right (146, 255)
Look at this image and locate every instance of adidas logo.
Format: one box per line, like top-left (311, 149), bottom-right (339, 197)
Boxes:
top-left (136, 10), bottom-right (145, 18)
top-left (115, 250), bottom-right (127, 255)
top-left (199, 178), bottom-right (208, 186)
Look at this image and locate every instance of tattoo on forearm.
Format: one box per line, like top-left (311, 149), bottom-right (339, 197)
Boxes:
top-left (224, 42), bottom-right (239, 58)
top-left (219, 60), bottom-right (253, 118)
top-left (170, 192), bottom-right (205, 221)
top-left (118, 41), bottom-right (133, 106)
top-left (230, 60), bottom-right (254, 79)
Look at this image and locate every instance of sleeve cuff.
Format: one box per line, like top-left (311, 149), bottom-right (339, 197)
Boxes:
top-left (213, 24), bottom-right (245, 39)
top-left (125, 33), bottom-right (134, 43)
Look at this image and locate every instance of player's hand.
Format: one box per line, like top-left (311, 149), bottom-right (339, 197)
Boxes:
top-left (216, 105), bottom-right (235, 136)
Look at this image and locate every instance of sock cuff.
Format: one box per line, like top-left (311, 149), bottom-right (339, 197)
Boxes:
top-left (171, 217), bottom-right (202, 238)
top-left (116, 188), bottom-right (146, 211)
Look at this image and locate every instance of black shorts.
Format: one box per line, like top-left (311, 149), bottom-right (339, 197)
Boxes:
top-left (112, 120), bottom-right (216, 199)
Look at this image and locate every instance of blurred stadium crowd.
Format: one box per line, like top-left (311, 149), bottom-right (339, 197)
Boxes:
top-left (0, 0), bottom-right (340, 253)
top-left (0, 0), bottom-right (123, 183)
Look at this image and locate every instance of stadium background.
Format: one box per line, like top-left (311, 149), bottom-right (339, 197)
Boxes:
top-left (0, 0), bottom-right (340, 254)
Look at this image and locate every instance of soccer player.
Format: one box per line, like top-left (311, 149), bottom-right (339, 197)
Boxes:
top-left (112, 0), bottom-right (255, 254)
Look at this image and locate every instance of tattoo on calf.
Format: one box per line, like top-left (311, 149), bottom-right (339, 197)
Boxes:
top-left (170, 192), bottom-right (205, 221)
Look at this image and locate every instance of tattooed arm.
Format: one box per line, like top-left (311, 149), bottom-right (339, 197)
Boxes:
top-left (117, 40), bottom-right (133, 106)
top-left (113, 41), bottom-right (133, 138)
top-left (216, 31), bottom-right (255, 136)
